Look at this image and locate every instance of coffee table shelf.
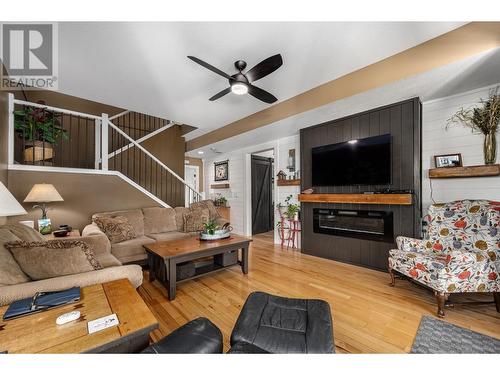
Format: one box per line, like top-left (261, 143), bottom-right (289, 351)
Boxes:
top-left (177, 262), bottom-right (240, 283)
top-left (144, 235), bottom-right (252, 300)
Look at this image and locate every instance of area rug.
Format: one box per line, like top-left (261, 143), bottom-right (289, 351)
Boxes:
top-left (411, 315), bottom-right (500, 353)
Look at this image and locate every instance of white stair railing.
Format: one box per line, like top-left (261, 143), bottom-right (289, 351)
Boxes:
top-left (106, 118), bottom-right (202, 205)
top-left (8, 94), bottom-right (202, 207)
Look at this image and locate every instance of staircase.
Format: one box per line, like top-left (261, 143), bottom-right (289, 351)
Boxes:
top-left (8, 94), bottom-right (201, 208)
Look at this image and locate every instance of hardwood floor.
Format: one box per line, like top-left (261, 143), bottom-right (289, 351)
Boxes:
top-left (138, 233), bottom-right (500, 353)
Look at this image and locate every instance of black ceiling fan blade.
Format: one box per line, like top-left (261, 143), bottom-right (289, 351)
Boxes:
top-left (247, 84), bottom-right (278, 104)
top-left (187, 56), bottom-right (232, 80)
top-left (245, 54), bottom-right (283, 83)
top-left (209, 87), bottom-right (232, 101)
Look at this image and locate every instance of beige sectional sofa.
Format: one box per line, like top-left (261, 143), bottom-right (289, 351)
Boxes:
top-left (0, 224), bottom-right (143, 306)
top-left (83, 201), bottom-right (228, 264)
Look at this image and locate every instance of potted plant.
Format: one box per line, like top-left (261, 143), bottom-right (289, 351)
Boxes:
top-left (447, 88), bottom-right (500, 164)
top-left (202, 219), bottom-right (219, 235)
top-left (277, 194), bottom-right (300, 221)
top-left (214, 193), bottom-right (228, 207)
top-left (14, 101), bottom-right (68, 165)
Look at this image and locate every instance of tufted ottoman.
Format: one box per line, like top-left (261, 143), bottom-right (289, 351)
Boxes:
top-left (229, 291), bottom-right (335, 353)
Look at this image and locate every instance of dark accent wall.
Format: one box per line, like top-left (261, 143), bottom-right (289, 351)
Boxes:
top-left (300, 98), bottom-right (422, 271)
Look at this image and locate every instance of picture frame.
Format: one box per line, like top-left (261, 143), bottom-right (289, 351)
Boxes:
top-left (214, 160), bottom-right (229, 181)
top-left (434, 153), bottom-right (463, 168)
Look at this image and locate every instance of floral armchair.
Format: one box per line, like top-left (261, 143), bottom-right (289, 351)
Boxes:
top-left (388, 200), bottom-right (500, 317)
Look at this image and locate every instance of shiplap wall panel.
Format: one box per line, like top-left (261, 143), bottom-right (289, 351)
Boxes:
top-left (422, 84), bottom-right (500, 212)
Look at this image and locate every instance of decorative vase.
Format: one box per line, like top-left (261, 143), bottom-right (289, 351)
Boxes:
top-left (484, 131), bottom-right (497, 165)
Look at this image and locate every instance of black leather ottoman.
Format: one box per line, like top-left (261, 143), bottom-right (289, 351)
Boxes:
top-left (141, 317), bottom-right (223, 354)
top-left (230, 292), bottom-right (335, 353)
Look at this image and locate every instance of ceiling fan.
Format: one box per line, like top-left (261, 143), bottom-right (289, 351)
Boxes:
top-left (187, 54), bottom-right (283, 104)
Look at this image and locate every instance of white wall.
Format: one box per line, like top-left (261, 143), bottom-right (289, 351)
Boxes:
top-left (273, 135), bottom-right (301, 246)
top-left (204, 135), bottom-right (301, 246)
top-left (422, 83), bottom-right (500, 212)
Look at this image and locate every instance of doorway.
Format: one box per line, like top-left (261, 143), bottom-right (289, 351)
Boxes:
top-left (184, 164), bottom-right (199, 206)
top-left (251, 150), bottom-right (274, 235)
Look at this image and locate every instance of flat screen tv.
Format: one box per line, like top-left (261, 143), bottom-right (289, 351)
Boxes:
top-left (312, 134), bottom-right (391, 186)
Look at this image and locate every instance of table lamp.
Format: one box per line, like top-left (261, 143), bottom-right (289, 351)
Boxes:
top-left (0, 181), bottom-right (27, 224)
top-left (24, 183), bottom-right (64, 219)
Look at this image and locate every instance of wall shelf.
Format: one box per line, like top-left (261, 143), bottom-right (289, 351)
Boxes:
top-left (298, 193), bottom-right (413, 205)
top-left (429, 164), bottom-right (500, 179)
top-left (210, 183), bottom-right (230, 189)
top-left (277, 179), bottom-right (301, 186)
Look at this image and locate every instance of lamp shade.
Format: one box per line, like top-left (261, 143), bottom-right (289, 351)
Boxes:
top-left (24, 184), bottom-right (64, 203)
top-left (0, 182), bottom-right (27, 216)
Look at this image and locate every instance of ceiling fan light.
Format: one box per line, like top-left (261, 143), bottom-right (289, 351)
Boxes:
top-left (231, 83), bottom-right (248, 95)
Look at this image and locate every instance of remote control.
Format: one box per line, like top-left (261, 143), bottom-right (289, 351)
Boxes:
top-left (56, 311), bottom-right (81, 325)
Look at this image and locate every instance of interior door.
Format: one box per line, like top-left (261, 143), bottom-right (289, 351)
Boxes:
top-left (184, 165), bottom-right (199, 206)
top-left (251, 155), bottom-right (273, 235)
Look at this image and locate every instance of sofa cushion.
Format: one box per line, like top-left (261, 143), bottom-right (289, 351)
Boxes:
top-left (143, 207), bottom-right (177, 235)
top-left (1, 223), bottom-right (45, 242)
top-left (183, 208), bottom-right (209, 232)
top-left (94, 252), bottom-right (122, 268)
top-left (93, 209), bottom-right (145, 237)
top-left (0, 229), bottom-right (30, 286)
top-left (5, 240), bottom-right (103, 281)
top-left (94, 216), bottom-right (137, 244)
top-left (0, 264), bottom-right (143, 306)
top-left (111, 235), bottom-right (155, 263)
top-left (146, 231), bottom-right (194, 242)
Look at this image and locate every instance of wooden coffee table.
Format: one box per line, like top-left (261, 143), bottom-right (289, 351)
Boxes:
top-left (144, 234), bottom-right (252, 301)
top-left (0, 279), bottom-right (158, 353)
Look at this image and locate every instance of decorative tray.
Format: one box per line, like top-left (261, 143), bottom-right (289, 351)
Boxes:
top-left (199, 228), bottom-right (232, 241)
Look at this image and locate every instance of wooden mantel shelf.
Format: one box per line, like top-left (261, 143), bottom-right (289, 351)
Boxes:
top-left (277, 179), bottom-right (301, 186)
top-left (429, 164), bottom-right (500, 179)
top-left (298, 193), bottom-right (413, 205)
top-left (210, 183), bottom-right (230, 189)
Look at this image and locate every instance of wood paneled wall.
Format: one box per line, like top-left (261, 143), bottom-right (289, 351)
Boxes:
top-left (300, 98), bottom-right (422, 270)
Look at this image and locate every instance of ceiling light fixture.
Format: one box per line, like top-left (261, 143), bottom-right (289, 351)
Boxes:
top-left (348, 139), bottom-right (358, 144)
top-left (231, 83), bottom-right (248, 95)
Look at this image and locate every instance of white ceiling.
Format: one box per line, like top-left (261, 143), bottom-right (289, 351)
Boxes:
top-left (187, 47), bottom-right (500, 158)
top-left (56, 22), bottom-right (464, 139)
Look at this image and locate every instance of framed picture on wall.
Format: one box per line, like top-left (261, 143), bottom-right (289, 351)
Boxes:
top-left (214, 160), bottom-right (229, 181)
top-left (434, 153), bottom-right (463, 168)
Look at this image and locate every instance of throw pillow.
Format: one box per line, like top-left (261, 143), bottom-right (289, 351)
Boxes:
top-left (93, 216), bottom-right (137, 244)
top-left (190, 200), bottom-right (220, 221)
top-left (183, 208), bottom-right (210, 232)
top-left (0, 229), bottom-right (31, 285)
top-left (5, 240), bottom-right (102, 281)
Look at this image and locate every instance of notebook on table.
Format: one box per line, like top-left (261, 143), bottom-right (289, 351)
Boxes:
top-left (2, 287), bottom-right (81, 321)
